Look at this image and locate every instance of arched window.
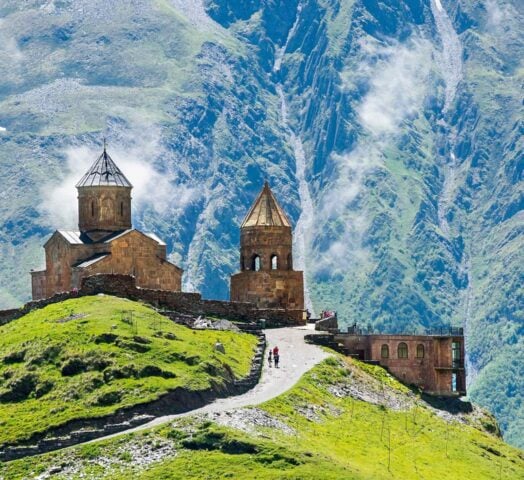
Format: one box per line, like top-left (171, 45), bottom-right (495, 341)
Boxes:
top-left (251, 255), bottom-right (261, 272)
top-left (271, 255), bottom-right (278, 270)
top-left (240, 256), bottom-right (245, 271)
top-left (120, 201), bottom-right (124, 216)
top-left (381, 344), bottom-right (389, 359)
top-left (91, 201), bottom-right (95, 217)
top-left (416, 344), bottom-right (425, 358)
top-left (398, 342), bottom-right (408, 359)
top-left (287, 253), bottom-right (293, 270)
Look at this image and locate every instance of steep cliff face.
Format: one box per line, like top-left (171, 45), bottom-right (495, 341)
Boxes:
top-left (0, 0), bottom-right (521, 446)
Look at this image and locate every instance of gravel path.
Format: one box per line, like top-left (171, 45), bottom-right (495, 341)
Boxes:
top-left (88, 325), bottom-right (328, 443)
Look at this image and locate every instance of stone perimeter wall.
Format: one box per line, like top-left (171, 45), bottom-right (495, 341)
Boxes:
top-left (0, 274), bottom-right (305, 327)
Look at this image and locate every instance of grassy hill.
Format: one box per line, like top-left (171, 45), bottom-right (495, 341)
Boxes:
top-left (0, 296), bottom-right (258, 449)
top-left (3, 355), bottom-right (523, 479)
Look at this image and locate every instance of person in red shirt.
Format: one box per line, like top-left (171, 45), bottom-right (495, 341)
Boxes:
top-left (273, 346), bottom-right (280, 368)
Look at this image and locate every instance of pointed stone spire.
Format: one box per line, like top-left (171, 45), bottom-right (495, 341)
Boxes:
top-left (241, 181), bottom-right (291, 228)
top-left (76, 144), bottom-right (132, 188)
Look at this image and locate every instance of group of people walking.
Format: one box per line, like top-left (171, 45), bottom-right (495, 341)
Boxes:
top-left (268, 346), bottom-right (280, 368)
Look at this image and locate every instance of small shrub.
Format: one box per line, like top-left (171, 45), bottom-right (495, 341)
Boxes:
top-left (34, 380), bottom-right (54, 398)
top-left (256, 452), bottom-right (301, 466)
top-left (115, 339), bottom-right (151, 353)
top-left (167, 429), bottom-right (187, 441)
top-left (181, 431), bottom-right (226, 450)
top-left (103, 365), bottom-right (138, 382)
top-left (0, 373), bottom-right (38, 402)
top-left (85, 352), bottom-right (113, 371)
top-left (184, 355), bottom-right (200, 366)
top-left (199, 362), bottom-right (220, 376)
top-left (79, 444), bottom-right (102, 459)
top-left (61, 353), bottom-right (113, 376)
top-left (94, 390), bottom-right (122, 406)
top-left (2, 349), bottom-right (26, 364)
top-left (118, 451), bottom-right (133, 462)
top-left (61, 357), bottom-right (88, 376)
top-left (28, 344), bottom-right (62, 365)
top-left (221, 439), bottom-right (258, 454)
top-left (94, 333), bottom-right (119, 344)
top-left (132, 335), bottom-right (151, 345)
top-left (139, 365), bottom-right (176, 379)
top-left (164, 332), bottom-right (177, 340)
top-left (168, 351), bottom-right (199, 365)
top-left (86, 375), bottom-right (105, 392)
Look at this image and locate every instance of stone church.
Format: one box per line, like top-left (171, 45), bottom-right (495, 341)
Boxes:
top-left (31, 147), bottom-right (182, 300)
top-left (230, 182), bottom-right (304, 312)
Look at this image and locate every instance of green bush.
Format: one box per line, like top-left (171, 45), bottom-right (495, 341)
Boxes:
top-left (139, 365), bottom-right (176, 379)
top-left (94, 390), bottom-right (122, 406)
top-left (0, 373), bottom-right (38, 402)
top-left (2, 350), bottom-right (26, 364)
top-left (61, 357), bottom-right (88, 376)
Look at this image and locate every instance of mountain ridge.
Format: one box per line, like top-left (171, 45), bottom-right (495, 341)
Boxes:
top-left (0, 0), bottom-right (522, 447)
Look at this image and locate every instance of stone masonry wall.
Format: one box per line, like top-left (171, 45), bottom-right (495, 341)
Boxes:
top-left (230, 270), bottom-right (304, 310)
top-left (0, 274), bottom-right (305, 328)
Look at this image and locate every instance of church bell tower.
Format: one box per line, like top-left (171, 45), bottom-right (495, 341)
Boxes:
top-left (230, 181), bottom-right (304, 313)
top-left (76, 145), bottom-right (132, 240)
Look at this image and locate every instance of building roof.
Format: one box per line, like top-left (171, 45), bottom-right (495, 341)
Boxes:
top-left (143, 232), bottom-right (166, 246)
top-left (76, 147), bottom-right (132, 188)
top-left (51, 229), bottom-right (168, 247)
top-left (73, 253), bottom-right (110, 269)
top-left (241, 181), bottom-right (291, 228)
top-left (55, 230), bottom-right (89, 245)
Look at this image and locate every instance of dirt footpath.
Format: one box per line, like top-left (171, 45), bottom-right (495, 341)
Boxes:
top-left (91, 325), bottom-right (328, 441)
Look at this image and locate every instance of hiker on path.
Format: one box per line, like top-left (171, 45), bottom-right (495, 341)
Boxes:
top-left (273, 346), bottom-right (280, 368)
top-left (268, 349), bottom-right (273, 367)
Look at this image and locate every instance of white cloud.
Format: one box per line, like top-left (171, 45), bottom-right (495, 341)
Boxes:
top-left (0, 127), bottom-right (6, 133)
top-left (357, 38), bottom-right (432, 136)
top-left (39, 126), bottom-right (199, 230)
top-left (314, 37), bottom-right (433, 274)
top-left (0, 19), bottom-right (24, 63)
top-left (485, 0), bottom-right (515, 33)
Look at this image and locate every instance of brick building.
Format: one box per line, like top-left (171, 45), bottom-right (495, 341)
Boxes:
top-left (31, 147), bottom-right (182, 299)
top-left (230, 182), bottom-right (305, 321)
top-left (333, 328), bottom-right (466, 396)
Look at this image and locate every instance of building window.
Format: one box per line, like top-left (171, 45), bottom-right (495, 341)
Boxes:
top-left (381, 344), bottom-right (389, 359)
top-left (451, 373), bottom-right (457, 392)
top-left (398, 342), bottom-right (408, 359)
top-left (452, 341), bottom-right (461, 368)
top-left (271, 255), bottom-right (278, 270)
top-left (240, 256), bottom-right (245, 271)
top-left (91, 201), bottom-right (95, 217)
top-left (287, 253), bottom-right (293, 270)
top-left (120, 202), bottom-right (124, 216)
top-left (251, 255), bottom-right (261, 272)
top-left (416, 344), bottom-right (425, 358)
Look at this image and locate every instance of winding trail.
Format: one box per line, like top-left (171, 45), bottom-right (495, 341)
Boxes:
top-left (88, 325), bottom-right (328, 443)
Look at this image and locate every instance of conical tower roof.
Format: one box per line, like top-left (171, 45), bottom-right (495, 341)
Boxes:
top-left (241, 181), bottom-right (291, 228)
top-left (76, 147), bottom-right (132, 188)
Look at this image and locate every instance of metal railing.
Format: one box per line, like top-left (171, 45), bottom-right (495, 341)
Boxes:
top-left (342, 324), bottom-right (464, 337)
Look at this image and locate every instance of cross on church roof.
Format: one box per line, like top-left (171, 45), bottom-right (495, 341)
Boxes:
top-left (76, 143), bottom-right (133, 188)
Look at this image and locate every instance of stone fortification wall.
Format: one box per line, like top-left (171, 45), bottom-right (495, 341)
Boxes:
top-left (0, 274), bottom-right (305, 327)
top-left (230, 270), bottom-right (304, 310)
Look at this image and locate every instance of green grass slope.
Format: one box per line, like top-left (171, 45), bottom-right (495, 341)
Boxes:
top-left (0, 296), bottom-right (257, 448)
top-left (4, 356), bottom-right (522, 479)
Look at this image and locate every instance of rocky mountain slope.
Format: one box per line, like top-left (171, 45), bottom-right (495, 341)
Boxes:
top-left (2, 356), bottom-right (523, 479)
top-left (0, 1), bottom-right (522, 446)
